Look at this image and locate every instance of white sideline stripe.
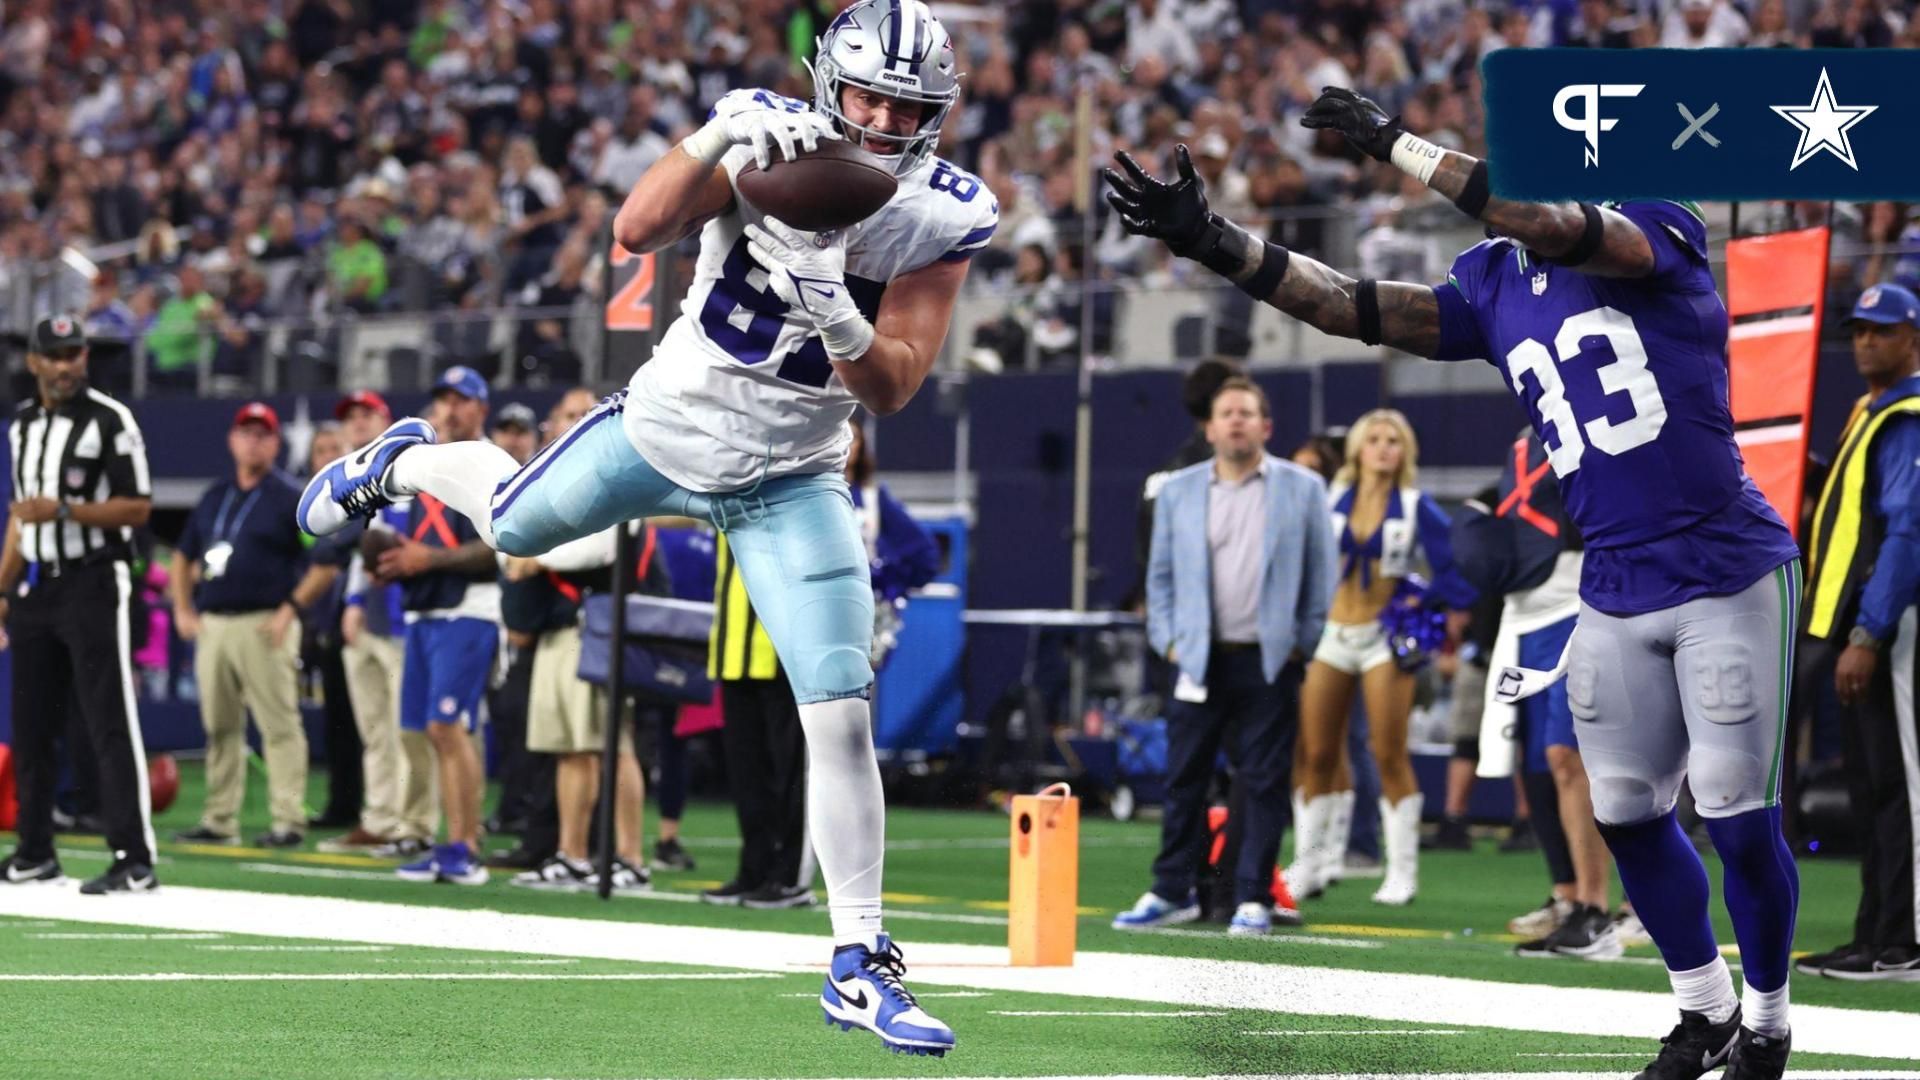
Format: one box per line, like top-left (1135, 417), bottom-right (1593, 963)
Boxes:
top-left (883, 910), bottom-right (1008, 926)
top-left (991, 1010), bottom-right (1225, 1018)
top-left (1729, 313), bottom-right (1817, 339)
top-left (193, 944), bottom-right (394, 952)
top-left (370, 958), bottom-right (581, 965)
top-left (243, 863), bottom-right (394, 882)
top-left (701, 1074), bottom-right (1920, 1080)
top-left (1244, 1029), bottom-right (1468, 1037)
top-left (780, 991), bottom-right (991, 998)
top-left (0, 972), bottom-right (781, 983)
top-left (27, 932), bottom-right (225, 940)
top-left (1, 885), bottom-right (1915, 1059)
top-left (1140, 927), bottom-right (1384, 950)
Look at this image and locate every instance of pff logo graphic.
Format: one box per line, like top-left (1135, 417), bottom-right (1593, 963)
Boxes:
top-left (1553, 83), bottom-right (1645, 167)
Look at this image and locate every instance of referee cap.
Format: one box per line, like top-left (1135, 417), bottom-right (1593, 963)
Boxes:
top-left (29, 313), bottom-right (86, 354)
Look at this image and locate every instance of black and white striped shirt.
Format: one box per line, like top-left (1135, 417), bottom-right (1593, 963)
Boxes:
top-left (9, 386), bottom-right (151, 570)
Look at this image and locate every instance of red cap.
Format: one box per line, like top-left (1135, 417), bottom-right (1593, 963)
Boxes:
top-left (232, 402), bottom-right (280, 434)
top-left (334, 390), bottom-right (392, 421)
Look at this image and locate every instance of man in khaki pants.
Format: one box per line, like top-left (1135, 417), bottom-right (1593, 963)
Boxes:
top-left (171, 404), bottom-right (316, 847)
top-left (319, 390), bottom-right (437, 857)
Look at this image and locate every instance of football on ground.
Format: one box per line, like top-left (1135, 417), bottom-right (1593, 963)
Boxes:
top-left (736, 139), bottom-right (898, 232)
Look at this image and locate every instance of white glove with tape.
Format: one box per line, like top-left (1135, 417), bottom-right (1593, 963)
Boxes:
top-left (743, 220), bottom-right (875, 360)
top-left (682, 95), bottom-right (841, 170)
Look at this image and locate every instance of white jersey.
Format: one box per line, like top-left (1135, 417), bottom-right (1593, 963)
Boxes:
top-left (625, 89), bottom-right (997, 493)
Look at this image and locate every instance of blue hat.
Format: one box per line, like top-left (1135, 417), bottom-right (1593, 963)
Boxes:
top-left (1847, 284), bottom-right (1920, 327)
top-left (432, 365), bottom-right (490, 403)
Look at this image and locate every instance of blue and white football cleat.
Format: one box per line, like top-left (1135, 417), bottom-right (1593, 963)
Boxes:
top-left (820, 935), bottom-right (954, 1057)
top-left (1110, 889), bottom-right (1201, 930)
top-left (1228, 901), bottom-right (1272, 936)
top-left (297, 417), bottom-right (435, 536)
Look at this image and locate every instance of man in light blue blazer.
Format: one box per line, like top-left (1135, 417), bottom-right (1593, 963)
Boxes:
top-left (1114, 376), bottom-right (1336, 935)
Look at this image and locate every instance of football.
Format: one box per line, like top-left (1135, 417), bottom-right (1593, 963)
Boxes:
top-left (735, 139), bottom-right (898, 232)
top-left (148, 753), bottom-right (178, 814)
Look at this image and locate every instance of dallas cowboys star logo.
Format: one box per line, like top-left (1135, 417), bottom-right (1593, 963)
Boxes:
top-left (1770, 67), bottom-right (1877, 171)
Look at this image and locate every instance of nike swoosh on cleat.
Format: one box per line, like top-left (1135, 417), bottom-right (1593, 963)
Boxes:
top-left (839, 985), bottom-right (869, 1010)
top-left (1702, 1032), bottom-right (1738, 1069)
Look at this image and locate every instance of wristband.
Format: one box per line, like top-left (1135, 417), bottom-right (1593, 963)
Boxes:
top-left (1452, 160), bottom-right (1491, 219)
top-left (819, 313), bottom-right (876, 361)
top-left (680, 119), bottom-right (733, 167)
top-left (1389, 131), bottom-right (1445, 184)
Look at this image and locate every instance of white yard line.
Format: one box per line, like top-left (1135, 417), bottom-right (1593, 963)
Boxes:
top-left (27, 932), bottom-right (225, 941)
top-left (1138, 927), bottom-right (1385, 950)
top-left (0, 884), bottom-right (1914, 1059)
top-left (1243, 1029), bottom-right (1468, 1037)
top-left (990, 1010), bottom-right (1225, 1018)
top-left (192, 944), bottom-right (394, 952)
top-left (0, 972), bottom-right (782, 983)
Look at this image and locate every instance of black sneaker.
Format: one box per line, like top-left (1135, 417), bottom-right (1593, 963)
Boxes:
top-left (1632, 1008), bottom-right (1742, 1080)
top-left (1499, 817), bottom-right (1538, 853)
top-left (256, 829), bottom-right (305, 849)
top-left (307, 810), bottom-right (357, 830)
top-left (1723, 1027), bottom-right (1790, 1080)
top-left (701, 878), bottom-right (757, 905)
top-left (651, 837), bottom-right (696, 871)
top-left (1824, 944), bottom-right (1920, 981)
top-left (80, 862), bottom-right (158, 895)
top-left (1422, 815), bottom-right (1472, 851)
top-left (741, 882), bottom-right (817, 909)
top-left (1516, 904), bottom-right (1623, 960)
top-left (173, 825), bottom-right (239, 845)
top-left (1792, 942), bottom-right (1857, 976)
top-left (0, 853), bottom-right (64, 885)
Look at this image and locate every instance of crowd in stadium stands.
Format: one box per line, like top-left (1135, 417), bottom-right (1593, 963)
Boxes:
top-left (5, 0), bottom-right (1920, 387)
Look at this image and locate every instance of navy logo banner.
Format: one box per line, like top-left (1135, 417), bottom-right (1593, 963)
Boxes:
top-left (1483, 49), bottom-right (1918, 201)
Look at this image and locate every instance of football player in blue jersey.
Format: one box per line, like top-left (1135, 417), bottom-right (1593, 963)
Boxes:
top-left (1105, 87), bottom-right (1800, 1080)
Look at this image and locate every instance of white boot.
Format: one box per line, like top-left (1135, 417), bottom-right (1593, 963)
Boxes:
top-left (1284, 794), bottom-right (1336, 899)
top-left (1371, 794), bottom-right (1424, 906)
top-left (1325, 789), bottom-right (1356, 884)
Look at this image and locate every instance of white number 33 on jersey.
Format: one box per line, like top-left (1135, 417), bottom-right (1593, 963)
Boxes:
top-left (1503, 306), bottom-right (1668, 476)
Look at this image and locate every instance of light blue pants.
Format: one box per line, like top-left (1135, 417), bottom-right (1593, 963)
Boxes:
top-left (489, 392), bottom-right (873, 705)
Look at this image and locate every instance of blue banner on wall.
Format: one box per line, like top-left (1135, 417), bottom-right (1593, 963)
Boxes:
top-left (1484, 49), bottom-right (1920, 201)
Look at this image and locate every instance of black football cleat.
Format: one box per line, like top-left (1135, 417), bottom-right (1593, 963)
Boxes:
top-left (1722, 1027), bottom-right (1790, 1080)
top-left (1632, 1007), bottom-right (1741, 1080)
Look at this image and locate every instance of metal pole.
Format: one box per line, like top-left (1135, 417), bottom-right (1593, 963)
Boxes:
top-left (595, 521), bottom-right (634, 899)
top-left (1067, 84), bottom-right (1095, 732)
top-left (600, 226), bottom-right (616, 391)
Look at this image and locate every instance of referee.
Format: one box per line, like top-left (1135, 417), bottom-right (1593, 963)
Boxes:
top-left (0, 314), bottom-right (159, 894)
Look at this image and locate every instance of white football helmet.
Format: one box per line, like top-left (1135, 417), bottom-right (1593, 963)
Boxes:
top-left (807, 0), bottom-right (961, 175)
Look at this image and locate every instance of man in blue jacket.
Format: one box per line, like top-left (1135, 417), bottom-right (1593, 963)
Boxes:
top-left (1113, 376), bottom-right (1336, 935)
top-left (1795, 283), bottom-right (1920, 982)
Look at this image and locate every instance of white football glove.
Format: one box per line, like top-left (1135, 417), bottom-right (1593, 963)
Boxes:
top-left (682, 97), bottom-right (840, 170)
top-left (743, 220), bottom-right (875, 361)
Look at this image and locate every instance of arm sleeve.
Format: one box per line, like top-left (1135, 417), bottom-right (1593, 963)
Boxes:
top-left (872, 486), bottom-right (939, 597)
top-left (1608, 200), bottom-right (1713, 290)
top-left (1416, 493), bottom-right (1480, 610)
top-left (105, 414), bottom-right (152, 499)
top-left (1296, 477), bottom-right (1336, 653)
top-left (1145, 482), bottom-right (1176, 657)
top-left (1856, 417), bottom-right (1920, 641)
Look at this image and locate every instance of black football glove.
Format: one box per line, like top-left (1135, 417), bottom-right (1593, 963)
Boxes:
top-left (1300, 86), bottom-right (1405, 163)
top-left (1102, 145), bottom-right (1219, 258)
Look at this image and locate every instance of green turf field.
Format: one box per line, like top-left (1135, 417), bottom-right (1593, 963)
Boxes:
top-left (1, 761), bottom-right (1915, 1079)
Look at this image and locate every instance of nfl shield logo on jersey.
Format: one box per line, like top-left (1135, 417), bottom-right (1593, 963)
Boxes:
top-left (1532, 271), bottom-right (1549, 295)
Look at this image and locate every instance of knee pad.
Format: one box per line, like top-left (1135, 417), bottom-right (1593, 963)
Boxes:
top-left (802, 646), bottom-right (876, 703)
top-left (490, 508), bottom-right (544, 557)
top-left (1588, 775), bottom-right (1666, 827)
top-left (1686, 745), bottom-right (1771, 818)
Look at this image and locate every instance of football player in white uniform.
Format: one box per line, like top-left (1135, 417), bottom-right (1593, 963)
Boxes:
top-left (296, 0), bottom-right (992, 1056)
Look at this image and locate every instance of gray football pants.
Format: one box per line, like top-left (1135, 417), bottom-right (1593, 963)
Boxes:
top-left (1567, 562), bottom-right (1800, 827)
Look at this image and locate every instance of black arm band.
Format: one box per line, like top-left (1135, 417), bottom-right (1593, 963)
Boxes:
top-left (1238, 242), bottom-right (1290, 300)
top-left (1451, 159), bottom-right (1490, 219)
top-left (1544, 202), bottom-right (1605, 267)
top-left (1356, 278), bottom-right (1382, 346)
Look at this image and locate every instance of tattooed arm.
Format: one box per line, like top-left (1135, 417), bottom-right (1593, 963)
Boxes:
top-left (1422, 152), bottom-right (1655, 279)
top-left (1299, 86), bottom-right (1659, 280)
top-left (1104, 147), bottom-right (1448, 358)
